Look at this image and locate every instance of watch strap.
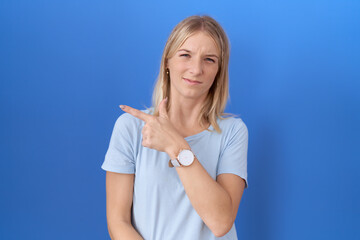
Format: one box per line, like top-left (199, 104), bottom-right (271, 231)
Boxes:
top-left (169, 158), bottom-right (181, 168)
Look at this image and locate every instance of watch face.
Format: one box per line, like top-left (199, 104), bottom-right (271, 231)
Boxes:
top-left (178, 150), bottom-right (194, 166)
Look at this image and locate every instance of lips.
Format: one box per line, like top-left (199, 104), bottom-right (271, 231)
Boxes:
top-left (183, 78), bottom-right (202, 85)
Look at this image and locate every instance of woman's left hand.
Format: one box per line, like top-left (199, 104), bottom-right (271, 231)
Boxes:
top-left (119, 98), bottom-right (189, 159)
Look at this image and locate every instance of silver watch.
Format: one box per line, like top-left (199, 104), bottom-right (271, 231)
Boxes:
top-left (169, 149), bottom-right (195, 167)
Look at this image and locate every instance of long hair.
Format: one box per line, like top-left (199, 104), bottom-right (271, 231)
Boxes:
top-left (151, 15), bottom-right (231, 133)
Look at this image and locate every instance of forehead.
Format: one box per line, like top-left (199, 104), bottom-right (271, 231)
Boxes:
top-left (179, 31), bottom-right (220, 54)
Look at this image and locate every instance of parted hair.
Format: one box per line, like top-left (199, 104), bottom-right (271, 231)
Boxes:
top-left (151, 15), bottom-right (231, 133)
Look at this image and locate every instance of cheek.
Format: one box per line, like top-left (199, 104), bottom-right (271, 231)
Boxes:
top-left (206, 66), bottom-right (219, 82)
top-left (168, 58), bottom-right (185, 70)
top-left (170, 65), bottom-right (188, 82)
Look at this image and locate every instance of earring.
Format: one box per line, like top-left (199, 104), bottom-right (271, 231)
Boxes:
top-left (166, 69), bottom-right (169, 75)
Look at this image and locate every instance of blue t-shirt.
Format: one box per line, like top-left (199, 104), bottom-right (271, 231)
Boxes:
top-left (101, 109), bottom-right (248, 240)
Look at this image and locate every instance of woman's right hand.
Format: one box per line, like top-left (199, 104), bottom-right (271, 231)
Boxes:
top-left (120, 98), bottom-right (189, 159)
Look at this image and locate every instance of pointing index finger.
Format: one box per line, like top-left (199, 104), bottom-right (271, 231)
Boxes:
top-left (119, 105), bottom-right (152, 122)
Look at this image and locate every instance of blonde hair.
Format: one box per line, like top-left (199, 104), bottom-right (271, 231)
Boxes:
top-left (151, 15), bottom-right (231, 133)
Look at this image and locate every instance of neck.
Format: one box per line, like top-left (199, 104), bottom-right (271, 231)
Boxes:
top-left (168, 94), bottom-right (209, 130)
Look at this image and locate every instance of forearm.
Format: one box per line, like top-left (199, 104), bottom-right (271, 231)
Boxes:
top-left (107, 219), bottom-right (143, 240)
top-left (167, 140), bottom-right (234, 236)
top-left (176, 157), bottom-right (233, 236)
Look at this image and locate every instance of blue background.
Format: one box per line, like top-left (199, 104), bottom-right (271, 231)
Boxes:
top-left (1, 0), bottom-right (359, 239)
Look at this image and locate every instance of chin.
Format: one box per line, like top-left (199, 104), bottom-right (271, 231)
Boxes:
top-left (171, 84), bottom-right (209, 101)
top-left (181, 90), bottom-right (208, 100)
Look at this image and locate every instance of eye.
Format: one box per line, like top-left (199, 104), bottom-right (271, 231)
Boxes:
top-left (180, 53), bottom-right (190, 57)
top-left (205, 58), bottom-right (215, 63)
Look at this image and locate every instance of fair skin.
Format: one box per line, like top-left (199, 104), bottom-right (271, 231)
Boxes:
top-left (106, 31), bottom-right (246, 239)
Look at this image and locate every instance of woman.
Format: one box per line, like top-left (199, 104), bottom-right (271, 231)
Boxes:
top-left (102, 15), bottom-right (248, 240)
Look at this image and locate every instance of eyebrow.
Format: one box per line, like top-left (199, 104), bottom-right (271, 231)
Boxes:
top-left (178, 49), bottom-right (219, 59)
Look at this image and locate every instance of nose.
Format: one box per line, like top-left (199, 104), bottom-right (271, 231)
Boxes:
top-left (189, 58), bottom-right (203, 76)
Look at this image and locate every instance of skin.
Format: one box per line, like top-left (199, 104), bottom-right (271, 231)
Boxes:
top-left (167, 31), bottom-right (220, 135)
top-left (106, 32), bottom-right (246, 239)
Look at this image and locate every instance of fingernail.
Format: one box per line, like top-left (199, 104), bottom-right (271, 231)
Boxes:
top-left (164, 97), bottom-right (168, 102)
top-left (119, 105), bottom-right (125, 109)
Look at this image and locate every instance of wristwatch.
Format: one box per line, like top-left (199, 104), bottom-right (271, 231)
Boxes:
top-left (168, 149), bottom-right (195, 168)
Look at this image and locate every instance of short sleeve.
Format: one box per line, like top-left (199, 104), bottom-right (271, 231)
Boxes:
top-left (101, 113), bottom-right (140, 174)
top-left (217, 119), bottom-right (249, 188)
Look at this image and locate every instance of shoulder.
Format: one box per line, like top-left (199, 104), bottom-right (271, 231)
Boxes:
top-left (218, 116), bottom-right (248, 136)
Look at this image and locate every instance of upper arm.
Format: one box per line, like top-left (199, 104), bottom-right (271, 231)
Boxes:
top-left (216, 173), bottom-right (246, 221)
top-left (217, 119), bottom-right (248, 189)
top-left (106, 171), bottom-right (135, 223)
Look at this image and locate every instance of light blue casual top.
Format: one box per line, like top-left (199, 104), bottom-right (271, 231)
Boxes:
top-left (101, 109), bottom-right (248, 240)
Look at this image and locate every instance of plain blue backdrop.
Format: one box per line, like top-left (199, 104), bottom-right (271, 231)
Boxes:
top-left (1, 0), bottom-right (359, 239)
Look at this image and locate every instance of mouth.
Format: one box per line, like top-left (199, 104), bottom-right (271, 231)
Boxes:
top-left (183, 78), bottom-right (202, 85)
